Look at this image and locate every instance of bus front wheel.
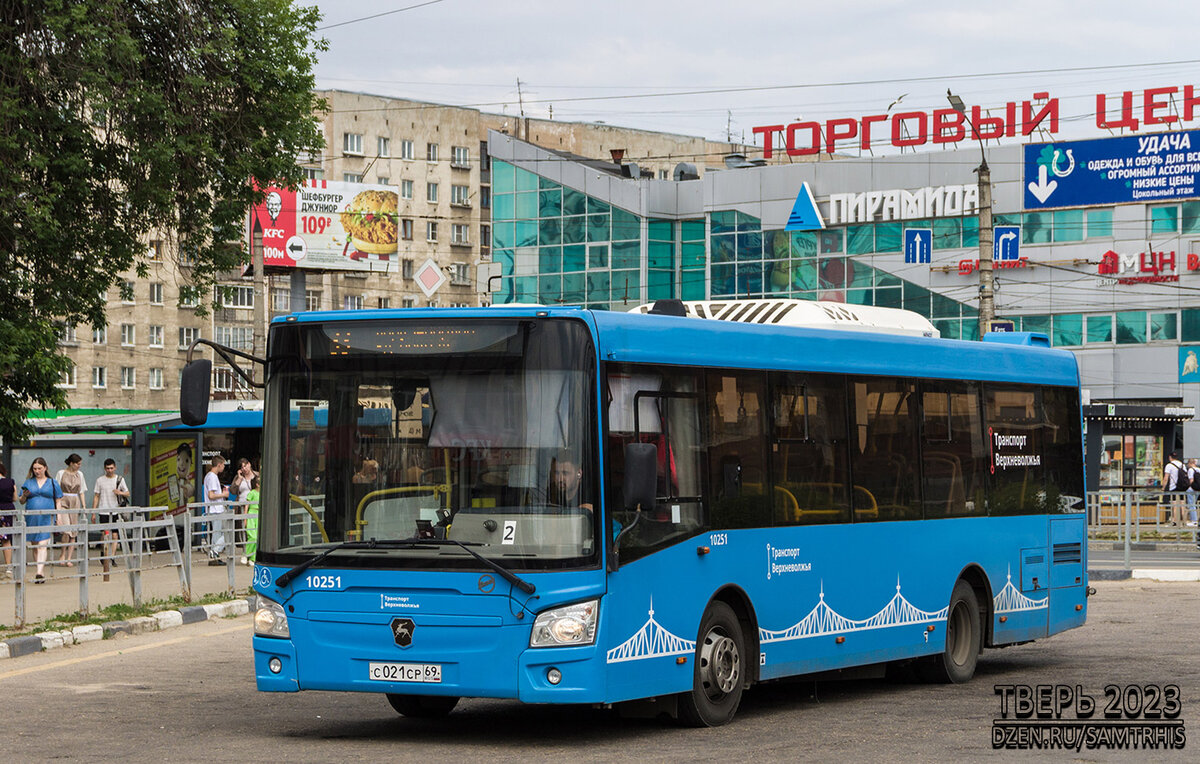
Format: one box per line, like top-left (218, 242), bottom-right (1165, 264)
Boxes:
top-left (920, 579), bottom-right (981, 684)
top-left (677, 601), bottom-right (745, 727)
top-left (386, 693), bottom-right (460, 718)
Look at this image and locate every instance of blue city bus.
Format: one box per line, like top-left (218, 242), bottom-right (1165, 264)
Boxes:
top-left (187, 300), bottom-right (1086, 726)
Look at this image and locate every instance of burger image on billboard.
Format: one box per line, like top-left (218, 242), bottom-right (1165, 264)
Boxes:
top-left (340, 189), bottom-right (398, 255)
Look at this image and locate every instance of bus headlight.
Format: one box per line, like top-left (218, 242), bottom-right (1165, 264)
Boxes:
top-left (254, 596), bottom-right (290, 639)
top-left (530, 599), bottom-right (598, 647)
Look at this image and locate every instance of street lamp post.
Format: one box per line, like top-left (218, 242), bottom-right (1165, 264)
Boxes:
top-left (948, 90), bottom-right (995, 339)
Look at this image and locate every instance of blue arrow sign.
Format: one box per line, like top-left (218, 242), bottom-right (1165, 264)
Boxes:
top-left (904, 228), bottom-right (931, 264)
top-left (993, 225), bottom-right (1020, 262)
top-left (784, 182), bottom-right (825, 231)
top-left (1024, 130), bottom-right (1200, 209)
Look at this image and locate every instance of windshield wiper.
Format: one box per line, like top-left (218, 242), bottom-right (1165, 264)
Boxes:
top-left (274, 538), bottom-right (535, 594)
top-left (275, 539), bottom-right (417, 588)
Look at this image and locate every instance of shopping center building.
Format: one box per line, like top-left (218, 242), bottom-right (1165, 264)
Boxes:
top-left (487, 128), bottom-right (1200, 490)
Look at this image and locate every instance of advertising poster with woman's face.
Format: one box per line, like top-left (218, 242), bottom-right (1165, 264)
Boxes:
top-left (149, 437), bottom-right (197, 517)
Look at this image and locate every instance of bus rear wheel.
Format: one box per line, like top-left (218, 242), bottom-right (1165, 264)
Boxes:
top-left (386, 693), bottom-right (460, 718)
top-left (919, 579), bottom-right (981, 684)
top-left (677, 601), bottom-right (745, 727)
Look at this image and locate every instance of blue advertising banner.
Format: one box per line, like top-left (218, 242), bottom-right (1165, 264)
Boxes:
top-left (1023, 131), bottom-right (1200, 210)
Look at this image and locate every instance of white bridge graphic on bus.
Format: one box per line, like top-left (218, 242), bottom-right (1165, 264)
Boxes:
top-left (607, 571), bottom-right (1049, 663)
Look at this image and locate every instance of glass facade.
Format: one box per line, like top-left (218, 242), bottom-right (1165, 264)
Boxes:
top-left (491, 160), bottom-right (1185, 350)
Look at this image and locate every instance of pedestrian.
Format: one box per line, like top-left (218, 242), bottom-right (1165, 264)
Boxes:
top-left (1163, 452), bottom-right (1185, 525)
top-left (92, 458), bottom-right (129, 578)
top-left (231, 457), bottom-right (256, 540)
top-left (54, 453), bottom-right (86, 567)
top-left (0, 462), bottom-right (16, 579)
top-left (204, 455), bottom-right (229, 566)
top-left (241, 475), bottom-right (260, 567)
top-left (1186, 458), bottom-right (1198, 527)
top-left (19, 457), bottom-right (62, 583)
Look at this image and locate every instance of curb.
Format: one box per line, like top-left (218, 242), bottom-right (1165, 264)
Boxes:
top-left (0, 596), bottom-right (254, 661)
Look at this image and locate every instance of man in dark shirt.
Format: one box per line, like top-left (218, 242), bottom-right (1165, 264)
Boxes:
top-left (548, 451), bottom-right (592, 511)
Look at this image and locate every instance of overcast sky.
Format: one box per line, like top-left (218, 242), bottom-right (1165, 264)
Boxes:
top-left (306, 1), bottom-right (1200, 151)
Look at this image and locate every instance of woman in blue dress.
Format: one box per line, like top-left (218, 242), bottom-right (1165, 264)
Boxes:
top-left (19, 457), bottom-right (61, 583)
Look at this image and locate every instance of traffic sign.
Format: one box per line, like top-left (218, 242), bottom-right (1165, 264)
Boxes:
top-left (993, 226), bottom-right (1020, 262)
top-left (904, 228), bottom-right (931, 264)
top-left (1024, 130), bottom-right (1200, 209)
top-left (285, 235), bottom-right (307, 262)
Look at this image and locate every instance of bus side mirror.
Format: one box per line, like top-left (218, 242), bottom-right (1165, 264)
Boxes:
top-left (180, 359), bottom-right (212, 426)
top-left (623, 443), bottom-right (658, 511)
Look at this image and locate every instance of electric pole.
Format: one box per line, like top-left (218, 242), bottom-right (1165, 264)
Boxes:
top-left (947, 90), bottom-right (996, 339)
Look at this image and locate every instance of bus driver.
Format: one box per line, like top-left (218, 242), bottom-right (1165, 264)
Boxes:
top-left (547, 450), bottom-right (592, 512)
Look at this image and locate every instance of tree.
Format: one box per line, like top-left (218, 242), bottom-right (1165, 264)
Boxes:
top-left (0, 0), bottom-right (326, 441)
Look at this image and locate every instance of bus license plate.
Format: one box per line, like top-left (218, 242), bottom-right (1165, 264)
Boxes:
top-left (368, 662), bottom-right (442, 683)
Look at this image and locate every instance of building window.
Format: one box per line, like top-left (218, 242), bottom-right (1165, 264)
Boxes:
top-left (178, 286), bottom-right (198, 308)
top-left (178, 326), bottom-right (200, 349)
top-left (148, 325), bottom-right (164, 348)
top-left (480, 224), bottom-right (491, 250)
top-left (303, 167), bottom-right (324, 181)
top-left (451, 223), bottom-right (470, 245)
top-left (451, 145), bottom-right (470, 167)
top-left (427, 182), bottom-right (438, 203)
top-left (343, 294), bottom-right (364, 310)
top-left (343, 172), bottom-right (363, 183)
top-left (378, 297), bottom-right (391, 309)
top-left (120, 367), bottom-right (136, 389)
top-left (120, 323), bottom-right (135, 347)
top-left (179, 249), bottom-right (197, 267)
top-left (305, 290), bottom-right (322, 311)
top-left (450, 262), bottom-right (470, 285)
top-left (92, 366), bottom-right (107, 389)
top-left (377, 176), bottom-right (389, 186)
top-left (212, 367), bottom-right (234, 392)
top-left (377, 136), bottom-right (390, 157)
top-left (658, 169), bottom-right (670, 180)
top-left (57, 322), bottom-right (78, 345)
top-left (480, 187), bottom-right (491, 209)
top-left (427, 142), bottom-right (438, 162)
top-left (215, 325), bottom-right (253, 350)
top-left (426, 221), bottom-right (438, 242)
top-left (400, 179), bottom-right (413, 200)
top-left (400, 139), bottom-right (413, 160)
top-left (92, 326), bottom-right (106, 345)
top-left (57, 363), bottom-right (76, 389)
top-left (271, 287), bottom-right (289, 312)
top-left (402, 259), bottom-right (414, 279)
top-left (451, 184), bottom-right (470, 206)
top-left (148, 240), bottom-right (164, 261)
top-left (343, 132), bottom-right (363, 155)
top-left (401, 219), bottom-right (413, 240)
top-left (150, 282), bottom-right (164, 305)
top-left (402, 298), bottom-right (416, 308)
top-left (219, 284), bottom-right (254, 309)
top-left (148, 368), bottom-right (164, 390)
top-left (122, 280), bottom-right (136, 304)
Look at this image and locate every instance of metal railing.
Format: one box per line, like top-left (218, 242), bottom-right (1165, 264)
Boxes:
top-left (1086, 489), bottom-right (1199, 570)
top-left (1, 503), bottom-right (257, 629)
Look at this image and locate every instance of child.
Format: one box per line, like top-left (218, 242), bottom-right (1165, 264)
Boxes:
top-left (241, 476), bottom-right (260, 566)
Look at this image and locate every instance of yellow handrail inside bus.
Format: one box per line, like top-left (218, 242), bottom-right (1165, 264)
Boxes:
top-left (352, 485), bottom-right (452, 540)
top-left (289, 494), bottom-right (329, 543)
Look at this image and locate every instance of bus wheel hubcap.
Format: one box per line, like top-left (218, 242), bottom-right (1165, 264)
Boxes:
top-left (700, 631), bottom-right (740, 696)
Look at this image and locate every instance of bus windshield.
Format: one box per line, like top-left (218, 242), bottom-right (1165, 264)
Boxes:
top-left (259, 317), bottom-right (599, 570)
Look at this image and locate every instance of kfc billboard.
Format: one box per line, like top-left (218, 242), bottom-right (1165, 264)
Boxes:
top-left (250, 179), bottom-right (399, 273)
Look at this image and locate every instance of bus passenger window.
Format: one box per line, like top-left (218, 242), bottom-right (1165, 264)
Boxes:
top-left (706, 372), bottom-right (771, 530)
top-left (985, 385), bottom-right (1045, 516)
top-left (851, 378), bottom-right (921, 522)
top-left (921, 381), bottom-right (987, 519)
top-left (772, 373), bottom-right (851, 525)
